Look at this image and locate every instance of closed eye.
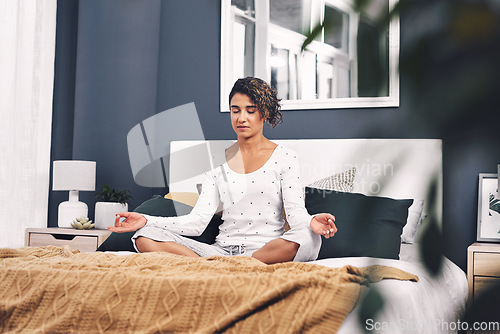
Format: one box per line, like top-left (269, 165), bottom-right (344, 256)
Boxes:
top-left (230, 106), bottom-right (257, 113)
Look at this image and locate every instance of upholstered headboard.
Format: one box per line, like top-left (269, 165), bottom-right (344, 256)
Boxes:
top-left (167, 139), bottom-right (442, 228)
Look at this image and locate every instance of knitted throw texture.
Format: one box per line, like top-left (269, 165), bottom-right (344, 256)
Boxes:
top-left (0, 246), bottom-right (418, 333)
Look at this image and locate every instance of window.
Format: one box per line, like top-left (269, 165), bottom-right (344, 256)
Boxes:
top-left (221, 0), bottom-right (399, 110)
top-left (232, 12), bottom-right (255, 78)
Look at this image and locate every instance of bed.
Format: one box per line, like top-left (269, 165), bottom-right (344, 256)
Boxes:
top-left (0, 139), bottom-right (468, 333)
top-left (165, 139), bottom-right (467, 333)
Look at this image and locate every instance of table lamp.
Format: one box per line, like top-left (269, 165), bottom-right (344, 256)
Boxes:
top-left (52, 160), bottom-right (96, 228)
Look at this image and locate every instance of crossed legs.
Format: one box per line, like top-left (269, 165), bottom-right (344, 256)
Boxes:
top-left (135, 236), bottom-right (299, 264)
top-left (135, 237), bottom-right (199, 257)
top-left (251, 238), bottom-right (299, 264)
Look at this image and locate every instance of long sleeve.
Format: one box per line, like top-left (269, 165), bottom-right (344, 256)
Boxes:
top-left (143, 171), bottom-right (220, 236)
top-left (281, 151), bottom-right (314, 229)
top-left (280, 149), bottom-right (321, 261)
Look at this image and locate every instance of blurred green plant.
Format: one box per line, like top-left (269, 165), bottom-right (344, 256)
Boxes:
top-left (303, 0), bottom-right (500, 133)
top-left (395, 0), bottom-right (500, 136)
top-left (357, 287), bottom-right (385, 331)
top-left (300, 0), bottom-right (500, 327)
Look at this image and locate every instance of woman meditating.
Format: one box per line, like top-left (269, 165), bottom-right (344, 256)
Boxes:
top-left (108, 77), bottom-right (337, 264)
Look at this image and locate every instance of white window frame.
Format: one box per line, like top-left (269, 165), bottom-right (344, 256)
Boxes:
top-left (220, 0), bottom-right (400, 111)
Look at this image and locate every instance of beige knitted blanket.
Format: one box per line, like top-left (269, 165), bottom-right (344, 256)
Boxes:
top-left (0, 246), bottom-right (418, 333)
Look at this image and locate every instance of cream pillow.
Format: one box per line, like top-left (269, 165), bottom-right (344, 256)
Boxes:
top-left (307, 167), bottom-right (357, 192)
top-left (164, 192), bottom-right (199, 207)
top-left (165, 191), bottom-right (225, 216)
top-left (283, 168), bottom-right (357, 231)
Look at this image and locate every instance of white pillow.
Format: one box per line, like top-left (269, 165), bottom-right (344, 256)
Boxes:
top-left (307, 167), bottom-right (356, 193)
top-left (401, 199), bottom-right (425, 243)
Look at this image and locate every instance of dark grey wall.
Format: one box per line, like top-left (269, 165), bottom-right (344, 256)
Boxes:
top-left (50, 0), bottom-right (500, 271)
top-left (50, 0), bottom-right (79, 224)
top-left (50, 0), bottom-right (167, 224)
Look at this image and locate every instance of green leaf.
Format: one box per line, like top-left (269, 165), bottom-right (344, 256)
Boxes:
top-left (490, 203), bottom-right (500, 214)
top-left (357, 287), bottom-right (385, 332)
top-left (353, 0), bottom-right (371, 13)
top-left (301, 21), bottom-right (323, 52)
top-left (419, 218), bottom-right (443, 276)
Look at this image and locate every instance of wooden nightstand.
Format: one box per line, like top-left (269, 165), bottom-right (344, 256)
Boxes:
top-left (25, 228), bottom-right (111, 252)
top-left (467, 242), bottom-right (500, 333)
top-left (468, 243), bottom-right (500, 304)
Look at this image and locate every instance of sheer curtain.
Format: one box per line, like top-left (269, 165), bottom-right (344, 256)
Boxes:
top-left (0, 0), bottom-right (57, 248)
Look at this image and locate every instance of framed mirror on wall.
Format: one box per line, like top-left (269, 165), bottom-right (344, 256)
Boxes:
top-left (220, 0), bottom-right (400, 111)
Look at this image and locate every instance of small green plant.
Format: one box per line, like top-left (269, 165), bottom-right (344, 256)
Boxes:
top-left (94, 184), bottom-right (133, 205)
top-left (71, 217), bottom-right (94, 229)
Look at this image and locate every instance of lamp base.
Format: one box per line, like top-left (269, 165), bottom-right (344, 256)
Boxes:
top-left (58, 201), bottom-right (88, 228)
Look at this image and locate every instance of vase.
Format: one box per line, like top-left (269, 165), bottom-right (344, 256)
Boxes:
top-left (94, 202), bottom-right (128, 230)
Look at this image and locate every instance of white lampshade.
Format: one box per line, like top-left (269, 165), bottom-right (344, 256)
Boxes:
top-left (53, 160), bottom-right (96, 191)
top-left (53, 160), bottom-right (96, 227)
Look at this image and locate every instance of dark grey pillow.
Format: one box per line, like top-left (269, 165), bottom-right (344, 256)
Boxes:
top-left (305, 188), bottom-right (413, 260)
top-left (96, 195), bottom-right (223, 252)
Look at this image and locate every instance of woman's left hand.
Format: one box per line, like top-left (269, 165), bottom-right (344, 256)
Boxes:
top-left (310, 213), bottom-right (337, 238)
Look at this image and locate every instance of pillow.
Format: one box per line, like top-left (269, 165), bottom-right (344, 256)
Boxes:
top-left (164, 192), bottom-right (199, 207)
top-left (307, 167), bottom-right (357, 193)
top-left (96, 195), bottom-right (223, 252)
top-left (305, 188), bottom-right (413, 260)
top-left (166, 191), bottom-right (225, 216)
top-left (281, 168), bottom-right (358, 231)
top-left (401, 199), bottom-right (425, 244)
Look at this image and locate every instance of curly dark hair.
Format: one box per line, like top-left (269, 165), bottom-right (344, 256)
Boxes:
top-left (228, 77), bottom-right (283, 128)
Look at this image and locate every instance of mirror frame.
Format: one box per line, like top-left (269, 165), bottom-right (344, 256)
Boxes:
top-left (220, 0), bottom-right (400, 111)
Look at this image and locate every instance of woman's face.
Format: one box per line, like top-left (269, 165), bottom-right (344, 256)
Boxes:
top-left (230, 93), bottom-right (266, 139)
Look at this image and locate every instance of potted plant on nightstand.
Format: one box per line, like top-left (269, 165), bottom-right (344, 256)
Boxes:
top-left (94, 184), bottom-right (133, 229)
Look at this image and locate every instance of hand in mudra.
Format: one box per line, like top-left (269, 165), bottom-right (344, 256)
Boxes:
top-left (107, 212), bottom-right (147, 233)
top-left (310, 213), bottom-right (337, 239)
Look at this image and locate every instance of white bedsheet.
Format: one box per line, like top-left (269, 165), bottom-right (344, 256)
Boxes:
top-left (310, 243), bottom-right (468, 334)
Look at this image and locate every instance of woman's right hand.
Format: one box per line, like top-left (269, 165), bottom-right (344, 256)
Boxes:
top-left (107, 212), bottom-right (147, 233)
